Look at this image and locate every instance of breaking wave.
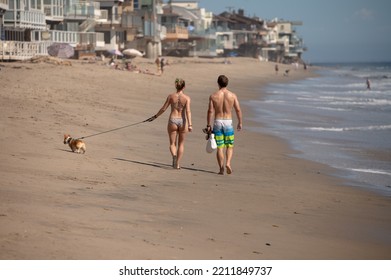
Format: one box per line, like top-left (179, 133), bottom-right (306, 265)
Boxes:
top-left (307, 124), bottom-right (391, 132)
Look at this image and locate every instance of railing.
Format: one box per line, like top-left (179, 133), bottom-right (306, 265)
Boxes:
top-left (0, 41), bottom-right (51, 60)
top-left (98, 10), bottom-right (108, 21)
top-left (121, 12), bottom-right (142, 28)
top-left (188, 28), bottom-right (217, 39)
top-left (165, 25), bottom-right (188, 40)
top-left (64, 1), bottom-right (100, 19)
top-left (0, 32), bottom-right (104, 61)
top-left (4, 10), bottom-right (47, 30)
top-left (95, 32), bottom-right (104, 48)
top-left (31, 30), bottom-right (99, 47)
top-left (43, 4), bottom-right (64, 19)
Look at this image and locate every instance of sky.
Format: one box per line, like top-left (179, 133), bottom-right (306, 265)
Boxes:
top-left (195, 0), bottom-right (391, 63)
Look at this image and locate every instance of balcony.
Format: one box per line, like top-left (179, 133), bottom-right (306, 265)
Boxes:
top-left (44, 4), bottom-right (64, 21)
top-left (4, 10), bottom-right (47, 30)
top-left (64, 1), bottom-right (100, 20)
top-left (31, 29), bottom-right (103, 48)
top-left (121, 12), bottom-right (142, 29)
top-left (164, 25), bottom-right (188, 40)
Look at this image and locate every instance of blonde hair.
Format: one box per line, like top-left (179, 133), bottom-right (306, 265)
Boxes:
top-left (175, 78), bottom-right (185, 91)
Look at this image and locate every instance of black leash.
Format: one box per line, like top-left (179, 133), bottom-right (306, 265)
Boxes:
top-left (78, 117), bottom-right (153, 140)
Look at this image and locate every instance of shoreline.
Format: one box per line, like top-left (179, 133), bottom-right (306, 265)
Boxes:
top-left (0, 57), bottom-right (390, 259)
top-left (251, 64), bottom-right (391, 196)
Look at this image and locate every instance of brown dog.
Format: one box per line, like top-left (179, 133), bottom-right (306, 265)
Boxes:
top-left (63, 134), bottom-right (86, 154)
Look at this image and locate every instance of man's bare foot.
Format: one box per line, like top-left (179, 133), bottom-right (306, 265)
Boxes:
top-left (226, 165), bottom-right (232, 174)
top-left (218, 167), bottom-right (224, 175)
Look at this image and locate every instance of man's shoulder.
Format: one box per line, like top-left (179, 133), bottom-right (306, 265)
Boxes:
top-left (210, 90), bottom-right (220, 98)
top-left (224, 89), bottom-right (238, 99)
top-left (225, 88), bottom-right (236, 95)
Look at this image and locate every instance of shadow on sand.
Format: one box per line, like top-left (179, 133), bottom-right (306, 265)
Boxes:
top-left (114, 158), bottom-right (216, 174)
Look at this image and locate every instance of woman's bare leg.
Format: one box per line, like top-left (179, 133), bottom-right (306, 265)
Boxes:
top-left (176, 129), bottom-right (187, 169)
top-left (168, 123), bottom-right (178, 167)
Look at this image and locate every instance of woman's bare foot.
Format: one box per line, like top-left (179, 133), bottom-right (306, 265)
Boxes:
top-left (172, 155), bottom-right (177, 169)
top-left (226, 165), bottom-right (232, 174)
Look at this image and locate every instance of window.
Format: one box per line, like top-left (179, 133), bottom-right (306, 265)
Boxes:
top-left (104, 31), bottom-right (111, 44)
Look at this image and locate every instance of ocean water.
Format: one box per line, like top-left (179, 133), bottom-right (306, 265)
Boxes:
top-left (247, 62), bottom-right (391, 195)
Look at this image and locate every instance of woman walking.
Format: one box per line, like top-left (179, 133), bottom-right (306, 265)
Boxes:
top-left (147, 78), bottom-right (192, 169)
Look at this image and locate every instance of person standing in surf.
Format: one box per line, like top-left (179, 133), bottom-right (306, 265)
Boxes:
top-left (206, 75), bottom-right (243, 175)
top-left (147, 78), bottom-right (192, 169)
top-left (366, 78), bottom-right (371, 90)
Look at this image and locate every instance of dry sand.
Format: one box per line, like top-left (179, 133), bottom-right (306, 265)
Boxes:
top-left (0, 57), bottom-right (390, 260)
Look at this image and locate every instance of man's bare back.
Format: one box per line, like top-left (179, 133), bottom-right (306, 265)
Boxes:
top-left (208, 88), bottom-right (242, 130)
top-left (209, 88), bottom-right (237, 119)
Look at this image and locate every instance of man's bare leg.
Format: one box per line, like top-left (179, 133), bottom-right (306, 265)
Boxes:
top-left (226, 147), bottom-right (233, 174)
top-left (216, 148), bottom-right (225, 174)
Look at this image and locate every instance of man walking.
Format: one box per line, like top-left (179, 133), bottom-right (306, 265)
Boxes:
top-left (207, 75), bottom-right (242, 175)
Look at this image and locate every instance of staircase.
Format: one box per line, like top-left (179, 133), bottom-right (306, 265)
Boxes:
top-left (79, 18), bottom-right (96, 32)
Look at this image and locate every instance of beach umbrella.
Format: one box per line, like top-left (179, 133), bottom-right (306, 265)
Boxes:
top-left (122, 48), bottom-right (144, 57)
top-left (47, 43), bottom-right (74, 59)
top-left (108, 49), bottom-right (123, 56)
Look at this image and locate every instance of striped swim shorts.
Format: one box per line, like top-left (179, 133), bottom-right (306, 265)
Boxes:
top-left (213, 119), bottom-right (234, 148)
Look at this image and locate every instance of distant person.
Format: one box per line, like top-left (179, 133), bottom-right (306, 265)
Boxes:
top-left (366, 78), bottom-right (371, 90)
top-left (155, 57), bottom-right (161, 73)
top-left (147, 78), bottom-right (192, 169)
top-left (206, 75), bottom-right (243, 175)
top-left (160, 58), bottom-right (165, 73)
top-left (275, 64), bottom-right (279, 75)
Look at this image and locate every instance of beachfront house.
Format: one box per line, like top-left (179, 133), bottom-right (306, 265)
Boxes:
top-left (210, 10), bottom-right (306, 62)
top-left (159, 3), bottom-right (306, 61)
top-left (212, 9), bottom-right (265, 58)
top-left (0, 0), bottom-right (105, 60)
top-left (0, 0), bottom-right (306, 62)
top-left (95, 0), bottom-right (164, 59)
top-left (161, 0), bottom-right (214, 57)
top-left (0, 0), bottom-right (164, 60)
top-left (262, 19), bottom-right (305, 63)
top-left (1, 0), bottom-right (47, 60)
top-left (160, 3), bottom-right (189, 56)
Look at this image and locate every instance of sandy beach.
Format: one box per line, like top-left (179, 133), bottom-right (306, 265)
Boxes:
top-left (0, 56), bottom-right (390, 260)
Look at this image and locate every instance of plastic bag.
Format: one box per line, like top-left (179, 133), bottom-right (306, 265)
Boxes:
top-left (206, 133), bottom-right (217, 153)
